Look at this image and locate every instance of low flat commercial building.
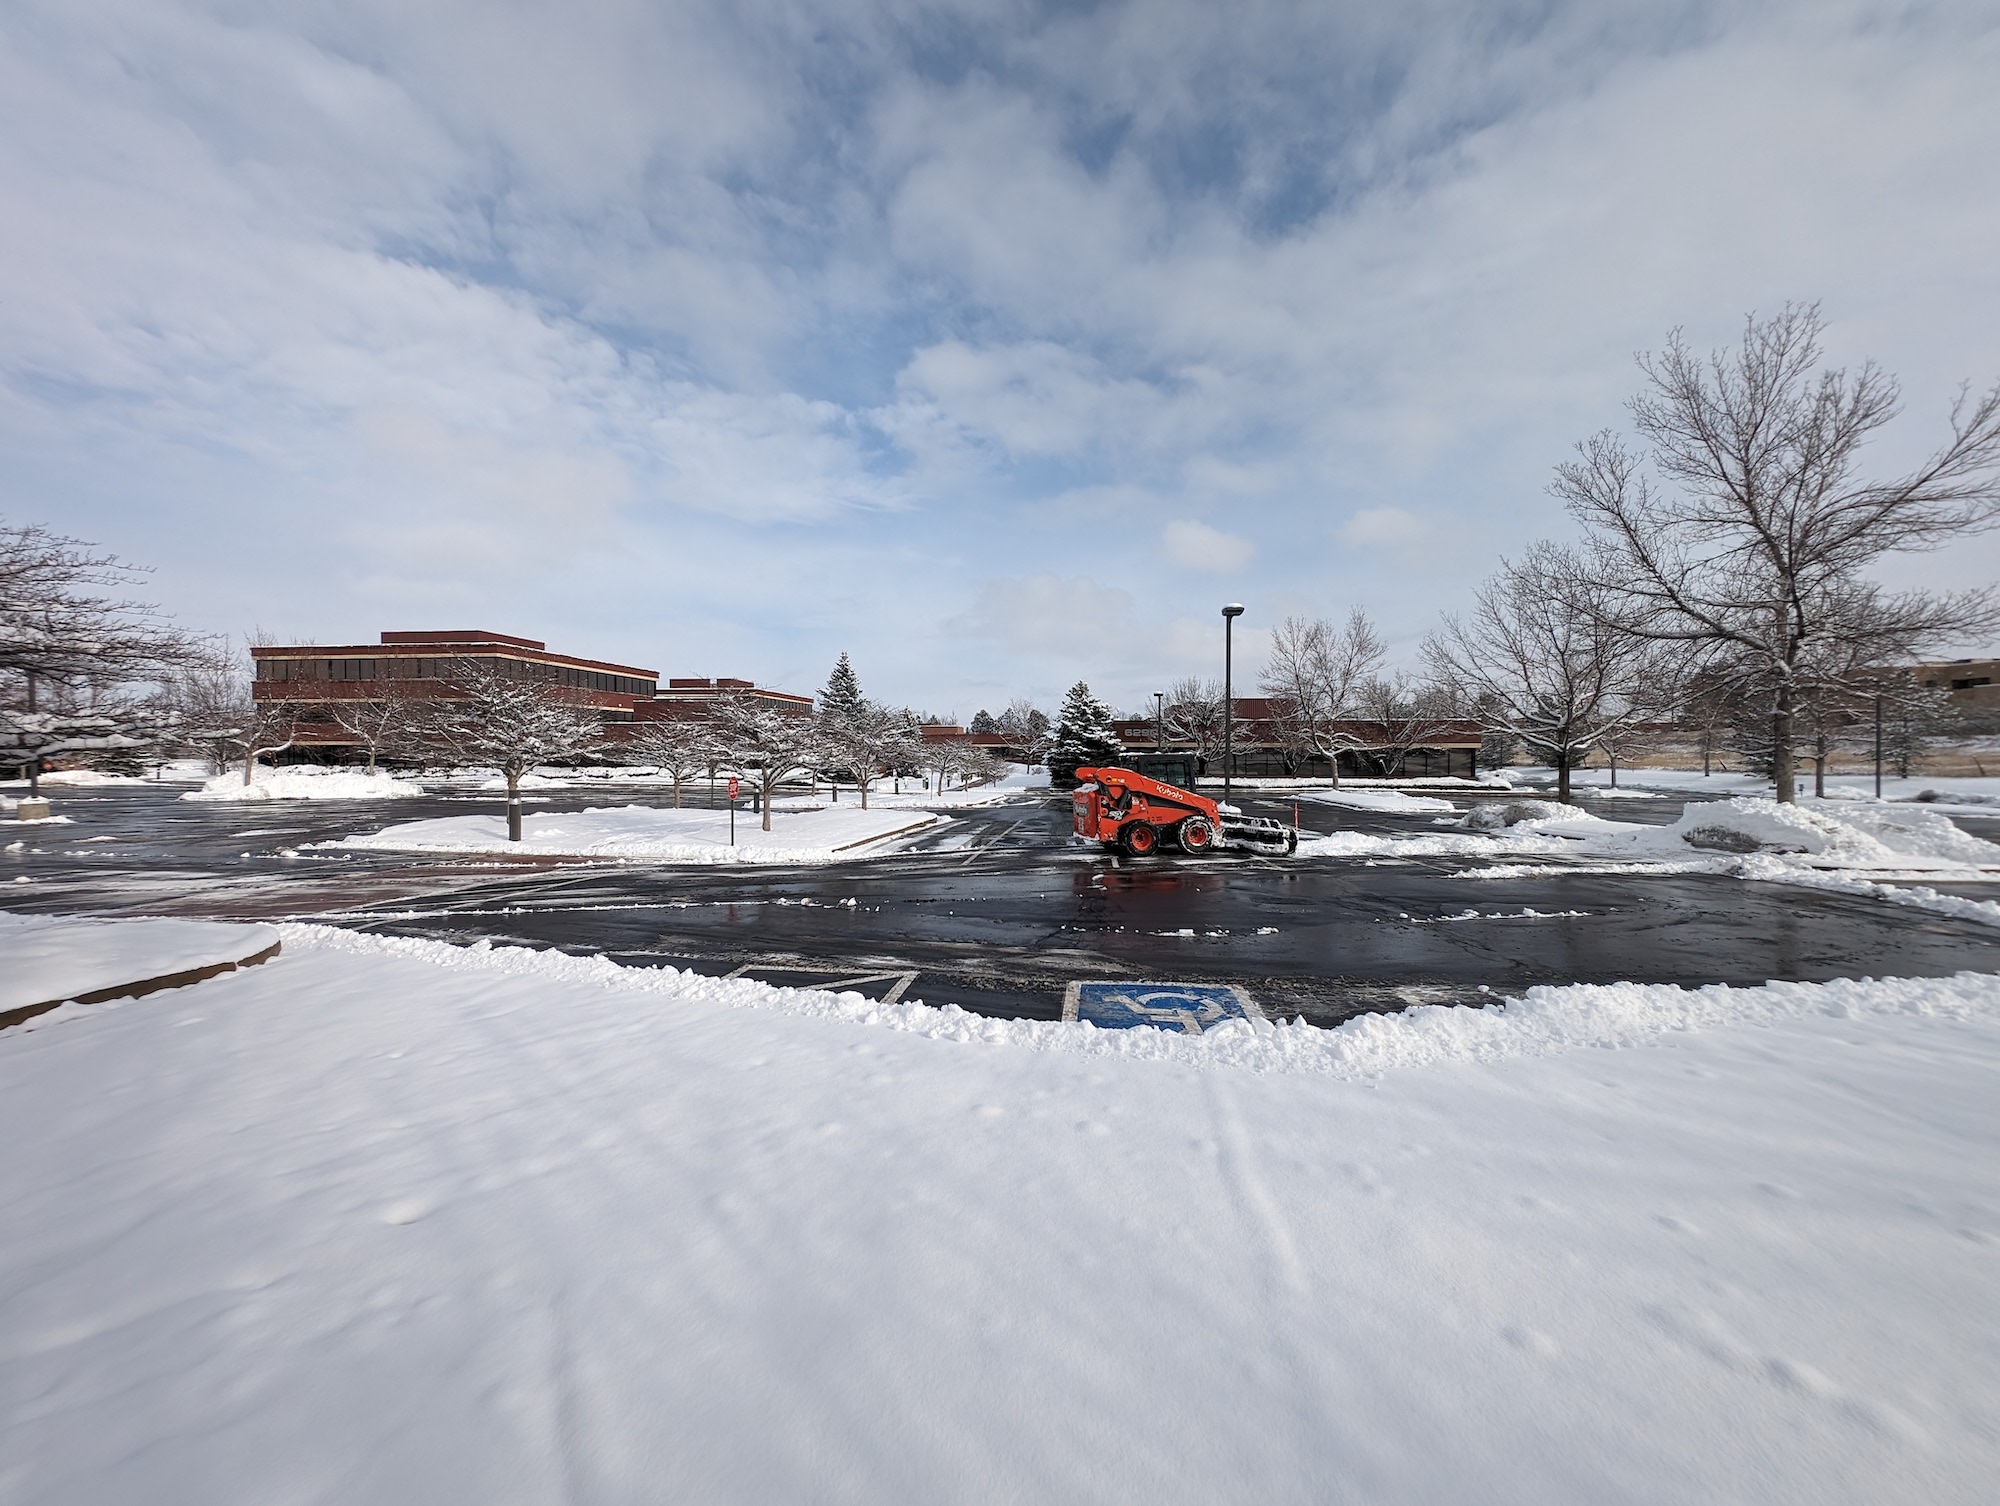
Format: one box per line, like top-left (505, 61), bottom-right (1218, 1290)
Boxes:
top-left (1916, 657), bottom-right (2000, 710)
top-left (638, 678), bottom-right (813, 721)
top-left (252, 630), bottom-right (659, 753)
top-left (1114, 697), bottom-right (1482, 779)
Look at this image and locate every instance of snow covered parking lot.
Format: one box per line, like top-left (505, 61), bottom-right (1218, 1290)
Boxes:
top-left (3, 917), bottom-right (1998, 1504)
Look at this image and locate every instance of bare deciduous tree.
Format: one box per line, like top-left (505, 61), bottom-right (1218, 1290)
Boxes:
top-left (158, 644), bottom-right (301, 784)
top-left (1259, 610), bottom-right (1386, 786)
top-left (1164, 676), bottom-right (1227, 775)
top-left (712, 693), bottom-right (824, 832)
top-left (826, 704), bottom-right (920, 809)
top-left (1425, 544), bottom-right (1659, 803)
top-left (0, 522), bottom-right (197, 687)
top-left (2, 522), bottom-right (198, 793)
top-left (326, 672), bottom-right (434, 773)
top-left (621, 713), bottom-right (717, 809)
top-left (920, 734), bottom-right (970, 794)
top-left (424, 660), bottom-right (606, 840)
top-left (1556, 304), bottom-right (2000, 803)
top-left (1351, 675), bottom-right (1466, 779)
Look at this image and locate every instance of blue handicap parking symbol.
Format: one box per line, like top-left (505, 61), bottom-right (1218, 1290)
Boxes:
top-left (1064, 981), bottom-right (1262, 1034)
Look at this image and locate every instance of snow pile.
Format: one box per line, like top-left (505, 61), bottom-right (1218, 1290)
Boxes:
top-left (280, 924), bottom-right (2000, 1077)
top-left (1297, 788), bottom-right (1459, 813)
top-left (1656, 796), bottom-right (2000, 868)
top-left (327, 801), bottom-right (944, 863)
top-left (183, 767), bottom-right (426, 802)
top-left (469, 771), bottom-right (575, 790)
top-left (1459, 799), bottom-right (1607, 831)
top-left (1914, 788), bottom-right (2000, 808)
top-left (1, 912), bottom-right (279, 1015)
top-left (5, 923), bottom-right (2000, 1504)
top-left (1299, 826), bottom-right (1570, 859)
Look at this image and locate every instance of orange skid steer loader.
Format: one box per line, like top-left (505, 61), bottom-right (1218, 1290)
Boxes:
top-left (1071, 766), bottom-right (1298, 858)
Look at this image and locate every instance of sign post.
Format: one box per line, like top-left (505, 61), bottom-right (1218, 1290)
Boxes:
top-left (728, 775), bottom-right (740, 846)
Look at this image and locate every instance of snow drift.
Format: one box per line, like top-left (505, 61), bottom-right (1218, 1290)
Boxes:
top-left (183, 767), bottom-right (425, 802)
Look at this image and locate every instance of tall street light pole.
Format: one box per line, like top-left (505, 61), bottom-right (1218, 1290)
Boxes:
top-left (1222, 603), bottom-right (1244, 807)
top-left (1154, 691), bottom-right (1165, 760)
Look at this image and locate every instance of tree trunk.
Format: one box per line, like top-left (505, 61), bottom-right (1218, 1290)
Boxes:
top-left (1701, 733), bottom-right (1711, 777)
top-left (506, 767), bottom-right (523, 841)
top-left (762, 777), bottom-right (773, 832)
top-left (1813, 747), bottom-right (1827, 799)
top-left (243, 752), bottom-right (256, 786)
top-left (860, 774), bottom-right (869, 809)
top-left (1771, 694), bottom-right (1796, 804)
top-left (1608, 752), bottom-right (1619, 788)
top-left (1556, 755), bottom-right (1572, 805)
top-left (672, 774), bottom-right (682, 810)
top-left (367, 746), bottom-right (378, 773)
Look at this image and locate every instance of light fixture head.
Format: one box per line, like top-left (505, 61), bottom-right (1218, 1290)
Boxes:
top-left (1221, 603), bottom-right (1245, 619)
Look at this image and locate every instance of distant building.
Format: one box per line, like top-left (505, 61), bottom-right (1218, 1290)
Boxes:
top-left (252, 630), bottom-right (658, 753)
top-left (1916, 657), bottom-right (2000, 710)
top-left (1114, 697), bottom-right (1482, 779)
top-left (250, 633), bottom-right (827, 759)
top-left (639, 677), bottom-right (813, 721)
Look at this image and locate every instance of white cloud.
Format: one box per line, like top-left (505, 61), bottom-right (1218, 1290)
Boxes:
top-left (1340, 507), bottom-right (1430, 549)
top-left (1162, 520), bottom-right (1255, 572)
top-left (6, 0), bottom-right (2000, 713)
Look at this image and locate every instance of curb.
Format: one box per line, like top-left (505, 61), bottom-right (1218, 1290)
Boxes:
top-left (831, 816), bottom-right (941, 852)
top-left (0, 939), bottom-right (284, 1033)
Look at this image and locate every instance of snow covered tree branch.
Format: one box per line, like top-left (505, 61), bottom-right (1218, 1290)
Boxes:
top-left (423, 661), bottom-right (608, 840)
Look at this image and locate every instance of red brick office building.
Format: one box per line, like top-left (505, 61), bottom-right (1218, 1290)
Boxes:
top-left (250, 630), bottom-right (820, 757)
top-left (251, 630), bottom-right (660, 752)
top-left (637, 677), bottom-right (814, 721)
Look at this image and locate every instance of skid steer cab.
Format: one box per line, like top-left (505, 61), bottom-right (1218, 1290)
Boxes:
top-left (1071, 766), bottom-right (1298, 858)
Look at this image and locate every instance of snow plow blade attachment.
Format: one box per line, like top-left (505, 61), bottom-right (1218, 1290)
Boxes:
top-left (1219, 815), bottom-right (1298, 855)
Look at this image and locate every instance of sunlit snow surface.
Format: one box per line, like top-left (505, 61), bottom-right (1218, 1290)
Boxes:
top-left (0, 912), bottom-right (279, 1013)
top-left (3, 919), bottom-right (1999, 1504)
top-left (324, 802), bottom-right (952, 864)
top-left (182, 767), bottom-right (426, 802)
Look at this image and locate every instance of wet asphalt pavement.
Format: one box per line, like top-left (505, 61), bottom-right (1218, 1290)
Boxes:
top-left (8, 777), bottom-right (1998, 1026)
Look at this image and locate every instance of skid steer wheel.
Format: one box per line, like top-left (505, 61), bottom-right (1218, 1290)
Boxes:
top-left (1177, 816), bottom-right (1215, 853)
top-left (1120, 821), bottom-right (1159, 857)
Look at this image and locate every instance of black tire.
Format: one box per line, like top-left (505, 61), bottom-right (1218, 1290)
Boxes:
top-left (1120, 821), bottom-right (1159, 857)
top-left (1178, 816), bottom-right (1215, 853)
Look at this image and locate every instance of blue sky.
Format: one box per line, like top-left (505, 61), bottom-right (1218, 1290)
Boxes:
top-left (4, 1), bottom-right (1998, 716)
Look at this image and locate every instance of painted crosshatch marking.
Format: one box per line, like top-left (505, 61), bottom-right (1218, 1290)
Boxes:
top-left (1063, 982), bottom-right (1262, 1034)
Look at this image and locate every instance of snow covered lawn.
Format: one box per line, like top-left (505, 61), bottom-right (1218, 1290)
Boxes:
top-left (0, 911), bottom-right (279, 1019)
top-left (183, 767), bottom-right (425, 802)
top-left (3, 922), bottom-right (1997, 1504)
top-left (326, 801), bottom-right (946, 863)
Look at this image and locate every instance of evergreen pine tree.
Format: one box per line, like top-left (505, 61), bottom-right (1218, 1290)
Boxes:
top-left (1049, 680), bottom-right (1120, 784)
top-left (969, 708), bottom-right (997, 733)
top-left (819, 653), bottom-right (865, 723)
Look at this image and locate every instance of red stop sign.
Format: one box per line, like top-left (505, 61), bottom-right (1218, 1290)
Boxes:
top-left (727, 776), bottom-right (740, 800)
